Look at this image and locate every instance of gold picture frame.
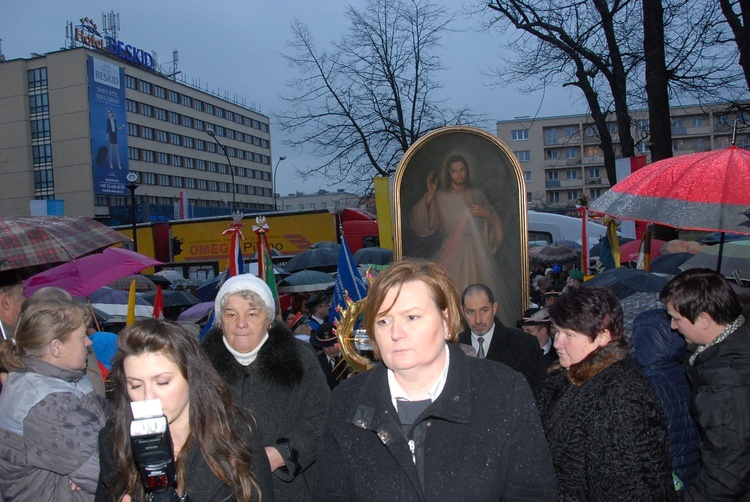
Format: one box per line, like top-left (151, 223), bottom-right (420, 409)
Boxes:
top-left (393, 126), bottom-right (529, 326)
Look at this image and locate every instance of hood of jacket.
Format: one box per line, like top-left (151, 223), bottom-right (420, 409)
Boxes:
top-left (632, 308), bottom-right (686, 368)
top-left (20, 356), bottom-right (87, 383)
top-left (202, 320), bottom-right (305, 388)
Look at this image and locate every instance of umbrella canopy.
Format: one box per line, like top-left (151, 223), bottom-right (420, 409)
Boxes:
top-left (680, 239), bottom-right (750, 280)
top-left (277, 270), bottom-right (336, 293)
top-left (87, 287), bottom-right (153, 319)
top-left (618, 239), bottom-right (667, 264)
top-left (143, 274), bottom-right (173, 289)
top-left (154, 269), bottom-right (185, 286)
top-left (583, 268), bottom-right (667, 300)
top-left (649, 252), bottom-right (694, 275)
top-left (107, 274), bottom-right (157, 292)
top-left (309, 241), bottom-right (341, 251)
top-left (194, 275), bottom-right (224, 302)
top-left (590, 146), bottom-right (750, 235)
top-left (660, 239), bottom-right (706, 255)
top-left (353, 247), bottom-right (393, 266)
top-left (698, 232), bottom-right (748, 245)
top-left (177, 301), bottom-right (215, 321)
top-left (0, 216), bottom-right (129, 274)
top-left (552, 240), bottom-right (583, 250)
top-left (24, 247), bottom-right (162, 297)
top-left (529, 245), bottom-right (581, 264)
top-left (589, 237), bottom-right (634, 257)
top-left (284, 248), bottom-right (339, 273)
top-left (141, 289), bottom-right (201, 308)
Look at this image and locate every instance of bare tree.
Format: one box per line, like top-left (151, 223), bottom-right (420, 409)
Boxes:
top-left (719, 0), bottom-right (750, 93)
top-left (278, 0), bottom-right (476, 187)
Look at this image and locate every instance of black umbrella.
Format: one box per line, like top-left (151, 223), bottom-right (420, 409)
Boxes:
top-left (649, 252), bottom-right (694, 275)
top-left (284, 248), bottom-right (339, 273)
top-left (142, 290), bottom-right (201, 308)
top-left (354, 247), bottom-right (393, 266)
top-left (194, 274), bottom-right (224, 302)
top-left (310, 241), bottom-right (341, 251)
top-left (583, 268), bottom-right (667, 300)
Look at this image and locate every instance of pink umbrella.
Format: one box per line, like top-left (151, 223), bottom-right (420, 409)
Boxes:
top-left (24, 247), bottom-right (162, 297)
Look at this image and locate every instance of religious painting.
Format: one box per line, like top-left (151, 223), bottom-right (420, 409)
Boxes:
top-left (393, 126), bottom-right (528, 327)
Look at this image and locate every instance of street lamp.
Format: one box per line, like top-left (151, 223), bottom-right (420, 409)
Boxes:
top-left (273, 156), bottom-right (287, 211)
top-left (206, 129), bottom-right (236, 213)
top-left (126, 172), bottom-right (139, 252)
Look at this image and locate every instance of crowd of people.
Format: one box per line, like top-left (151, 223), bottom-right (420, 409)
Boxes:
top-left (0, 253), bottom-right (748, 500)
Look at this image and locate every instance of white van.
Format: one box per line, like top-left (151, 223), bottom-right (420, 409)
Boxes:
top-left (528, 210), bottom-right (608, 249)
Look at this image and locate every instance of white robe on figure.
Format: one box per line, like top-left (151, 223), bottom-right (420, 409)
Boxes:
top-left (410, 188), bottom-right (516, 325)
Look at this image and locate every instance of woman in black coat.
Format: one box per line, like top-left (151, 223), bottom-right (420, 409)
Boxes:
top-left (311, 260), bottom-right (557, 501)
top-left (539, 287), bottom-right (676, 501)
top-left (95, 319), bottom-right (273, 502)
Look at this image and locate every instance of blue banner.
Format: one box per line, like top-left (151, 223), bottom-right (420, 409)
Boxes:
top-left (88, 56), bottom-right (128, 195)
top-left (329, 238), bottom-right (368, 324)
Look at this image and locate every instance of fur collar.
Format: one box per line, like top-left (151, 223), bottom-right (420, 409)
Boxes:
top-left (202, 321), bottom-right (305, 388)
top-left (567, 341), bottom-right (630, 387)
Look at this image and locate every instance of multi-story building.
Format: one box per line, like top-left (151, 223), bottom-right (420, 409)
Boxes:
top-left (497, 103), bottom-right (748, 212)
top-left (275, 189), bottom-right (365, 213)
top-left (0, 24), bottom-right (274, 224)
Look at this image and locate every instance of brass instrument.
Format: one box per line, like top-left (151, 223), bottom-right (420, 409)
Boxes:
top-left (334, 294), bottom-right (377, 375)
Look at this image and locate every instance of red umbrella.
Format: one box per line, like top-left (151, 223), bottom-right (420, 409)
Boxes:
top-left (618, 239), bottom-right (667, 264)
top-left (590, 146), bottom-right (750, 235)
top-left (24, 247), bottom-right (162, 297)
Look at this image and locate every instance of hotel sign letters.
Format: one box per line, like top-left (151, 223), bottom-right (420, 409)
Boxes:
top-left (75, 17), bottom-right (154, 70)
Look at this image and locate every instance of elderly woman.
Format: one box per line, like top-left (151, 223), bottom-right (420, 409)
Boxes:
top-left (311, 260), bottom-right (557, 501)
top-left (202, 274), bottom-right (329, 501)
top-left (539, 286), bottom-right (675, 501)
top-left (96, 319), bottom-right (273, 501)
top-left (0, 297), bottom-right (108, 501)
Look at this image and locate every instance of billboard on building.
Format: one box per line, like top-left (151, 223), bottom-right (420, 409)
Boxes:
top-left (87, 55), bottom-right (128, 195)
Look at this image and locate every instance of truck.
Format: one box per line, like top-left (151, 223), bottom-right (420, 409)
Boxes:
top-left (115, 208), bottom-right (378, 278)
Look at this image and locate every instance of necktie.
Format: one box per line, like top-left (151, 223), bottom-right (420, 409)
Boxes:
top-left (477, 336), bottom-right (485, 359)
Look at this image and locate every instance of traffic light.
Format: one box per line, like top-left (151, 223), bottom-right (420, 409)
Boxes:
top-left (171, 237), bottom-right (183, 256)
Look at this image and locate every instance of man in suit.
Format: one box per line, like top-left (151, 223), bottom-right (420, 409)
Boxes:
top-left (314, 322), bottom-right (349, 390)
top-left (305, 293), bottom-right (331, 336)
top-left (459, 284), bottom-right (546, 391)
top-left (516, 308), bottom-right (558, 369)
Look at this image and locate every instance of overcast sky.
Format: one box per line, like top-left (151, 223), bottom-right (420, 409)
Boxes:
top-left (1, 0), bottom-right (585, 195)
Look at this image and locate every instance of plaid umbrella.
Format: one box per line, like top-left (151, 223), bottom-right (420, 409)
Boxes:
top-left (0, 216), bottom-right (128, 274)
top-left (107, 274), bottom-right (157, 292)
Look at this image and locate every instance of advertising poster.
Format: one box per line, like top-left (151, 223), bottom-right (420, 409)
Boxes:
top-left (88, 55), bottom-right (128, 195)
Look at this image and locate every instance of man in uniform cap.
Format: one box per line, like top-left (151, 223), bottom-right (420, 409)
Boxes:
top-left (305, 293), bottom-right (330, 335)
top-left (314, 322), bottom-right (349, 390)
top-left (517, 308), bottom-right (558, 369)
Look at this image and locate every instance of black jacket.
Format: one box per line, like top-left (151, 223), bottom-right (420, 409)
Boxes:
top-left (681, 314), bottom-right (750, 501)
top-left (537, 342), bottom-right (676, 501)
top-left (202, 322), bottom-right (330, 501)
top-left (311, 343), bottom-right (557, 501)
top-left (459, 317), bottom-right (546, 390)
top-left (95, 411), bottom-right (274, 501)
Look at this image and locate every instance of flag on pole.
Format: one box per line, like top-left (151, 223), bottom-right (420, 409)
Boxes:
top-left (201, 214), bottom-right (245, 339)
top-left (126, 279), bottom-right (137, 326)
top-left (596, 218), bottom-right (621, 274)
top-left (636, 225), bottom-right (652, 271)
top-left (152, 285), bottom-right (164, 319)
top-left (329, 236), bottom-right (368, 324)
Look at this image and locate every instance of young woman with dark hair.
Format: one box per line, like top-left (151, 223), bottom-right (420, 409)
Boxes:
top-left (95, 319), bottom-right (273, 502)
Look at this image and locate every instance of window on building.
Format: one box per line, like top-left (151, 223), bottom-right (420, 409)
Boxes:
top-left (172, 177), bottom-right (184, 188)
top-left (546, 149), bottom-right (559, 160)
top-left (515, 150), bottom-right (531, 162)
top-left (636, 119), bottom-right (650, 132)
top-left (219, 182), bottom-right (228, 193)
top-left (158, 174), bottom-right (170, 186)
top-left (590, 188), bottom-right (602, 198)
top-left (299, 204), bottom-right (305, 210)
top-left (527, 192), bottom-right (533, 203)
top-left (29, 93), bottom-right (49, 114)
top-left (141, 127), bottom-right (154, 140)
top-left (248, 186), bottom-right (256, 195)
top-left (549, 192), bottom-right (560, 203)
top-left (567, 190), bottom-right (579, 201)
top-left (564, 126), bottom-right (576, 137)
top-left (154, 108), bottom-right (167, 121)
top-left (154, 85), bottom-right (166, 99)
top-left (127, 123), bottom-right (139, 137)
top-left (671, 117), bottom-right (684, 129)
top-left (34, 168), bottom-right (54, 190)
top-left (216, 107), bottom-right (225, 119)
top-left (672, 140), bottom-right (686, 151)
top-left (547, 171), bottom-right (559, 181)
top-left (585, 125), bottom-right (598, 137)
top-left (140, 104), bottom-right (153, 117)
top-left (197, 179), bottom-right (207, 190)
top-left (126, 99), bottom-right (138, 113)
top-left (31, 118), bottom-right (51, 139)
top-left (207, 142), bottom-right (217, 153)
top-left (156, 130), bottom-right (168, 143)
top-left (28, 67), bottom-right (48, 88)
top-left (606, 122), bottom-right (618, 135)
top-left (585, 146), bottom-right (601, 157)
top-left (511, 129), bottom-right (529, 141)
top-left (205, 103), bottom-right (214, 115)
top-left (693, 138), bottom-right (706, 150)
top-left (197, 160), bottom-right (206, 171)
top-left (157, 153), bottom-right (169, 164)
top-left (171, 155), bottom-right (182, 167)
top-left (565, 147), bottom-right (577, 159)
top-left (32, 144), bottom-right (53, 164)
top-left (261, 123), bottom-right (269, 133)
top-left (195, 119), bottom-right (204, 131)
top-left (566, 169), bottom-right (578, 179)
top-left (142, 150), bottom-right (155, 163)
top-left (194, 99), bottom-right (203, 112)
top-left (125, 75), bottom-right (137, 89)
top-left (184, 157), bottom-right (194, 169)
top-left (263, 171), bottom-right (271, 181)
top-left (168, 90), bottom-right (179, 103)
top-left (195, 139), bottom-right (205, 151)
top-left (143, 172), bottom-right (156, 184)
top-left (589, 168), bottom-right (600, 178)
top-left (169, 133), bottom-right (181, 146)
top-left (209, 181), bottom-right (218, 191)
top-left (183, 136), bottom-right (194, 149)
top-left (255, 170), bottom-right (263, 179)
top-left (182, 116), bottom-right (193, 128)
top-left (545, 129), bottom-right (557, 145)
top-left (181, 95), bottom-right (192, 107)
top-left (637, 142), bottom-right (650, 153)
top-left (139, 80), bottom-right (152, 94)
top-left (169, 112), bottom-right (180, 125)
top-left (128, 147), bottom-right (140, 160)
top-left (218, 164), bottom-right (227, 174)
top-left (524, 171), bottom-right (532, 182)
top-left (208, 161), bottom-right (217, 172)
top-left (186, 178), bottom-right (196, 189)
